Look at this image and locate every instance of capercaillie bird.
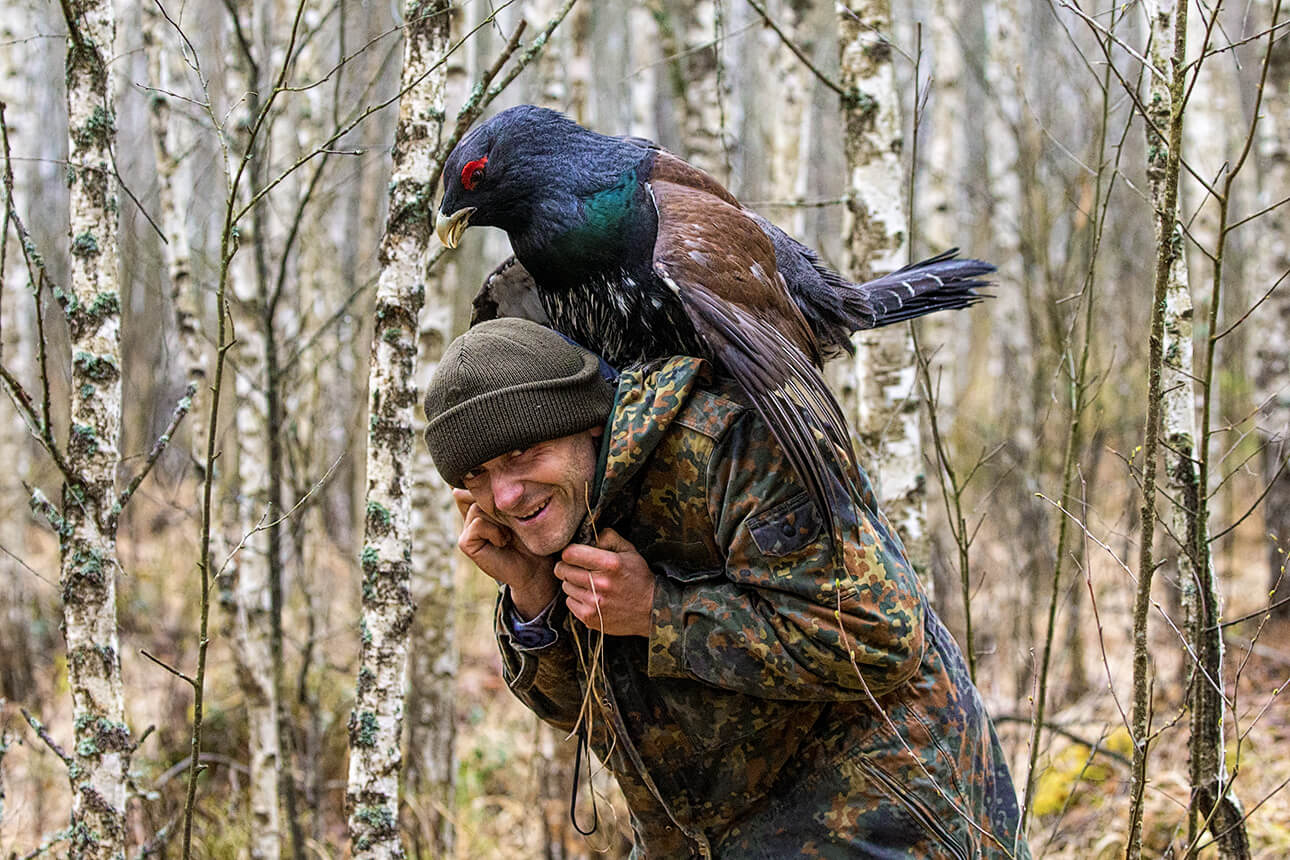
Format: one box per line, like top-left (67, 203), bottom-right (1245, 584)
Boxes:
top-left (436, 104), bottom-right (992, 539)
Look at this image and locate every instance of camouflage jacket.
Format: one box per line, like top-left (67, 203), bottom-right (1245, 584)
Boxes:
top-left (496, 357), bottom-right (1029, 859)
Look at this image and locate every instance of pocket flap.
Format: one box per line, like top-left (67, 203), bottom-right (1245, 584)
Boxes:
top-left (748, 492), bottom-right (822, 557)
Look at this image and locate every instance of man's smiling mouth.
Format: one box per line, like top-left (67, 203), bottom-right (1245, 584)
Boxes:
top-left (514, 499), bottom-right (550, 522)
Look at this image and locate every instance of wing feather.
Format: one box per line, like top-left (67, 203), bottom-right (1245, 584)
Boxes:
top-left (648, 179), bottom-right (863, 546)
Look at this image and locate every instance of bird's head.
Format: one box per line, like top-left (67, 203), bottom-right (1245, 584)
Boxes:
top-left (436, 105), bottom-right (647, 251)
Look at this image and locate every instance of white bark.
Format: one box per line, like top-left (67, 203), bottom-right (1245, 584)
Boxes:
top-left (60, 0), bottom-right (131, 854)
top-left (228, 206), bottom-right (282, 860)
top-left (837, 0), bottom-right (930, 582)
top-left (657, 0), bottom-right (729, 181)
top-left (143, 6), bottom-right (207, 477)
top-left (924, 0), bottom-right (966, 254)
top-left (0, 4), bottom-right (35, 705)
top-left (347, 2), bottom-right (451, 855)
top-left (1147, 2), bottom-right (1247, 853)
top-left (217, 1), bottom-right (283, 853)
top-left (768, 0), bottom-right (812, 237)
top-left (1254, 0), bottom-right (1290, 610)
top-left (627, 3), bottom-right (659, 139)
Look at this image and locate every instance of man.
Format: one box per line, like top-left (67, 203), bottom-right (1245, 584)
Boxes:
top-left (424, 318), bottom-right (1029, 859)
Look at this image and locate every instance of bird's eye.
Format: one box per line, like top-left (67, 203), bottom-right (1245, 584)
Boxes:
top-left (461, 157), bottom-right (488, 191)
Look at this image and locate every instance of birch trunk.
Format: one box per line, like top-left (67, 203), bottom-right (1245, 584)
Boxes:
top-left (920, 0), bottom-right (967, 426)
top-left (982, 0), bottom-right (1041, 701)
top-left (0, 9), bottom-right (34, 703)
top-left (1147, 2), bottom-right (1249, 854)
top-left (657, 0), bottom-right (729, 182)
top-left (347, 2), bottom-right (451, 855)
top-left (767, 0), bottom-right (813, 239)
top-left (59, 0), bottom-right (131, 854)
top-left (1255, 0), bottom-right (1290, 617)
top-left (1125, 3), bottom-right (1188, 854)
top-left (216, 1), bottom-right (284, 852)
top-left (837, 0), bottom-right (930, 584)
top-left (923, 0), bottom-right (966, 255)
top-left (228, 197), bottom-right (281, 860)
top-left (143, 6), bottom-right (207, 478)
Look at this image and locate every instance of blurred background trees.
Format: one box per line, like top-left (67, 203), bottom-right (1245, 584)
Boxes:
top-left (1, 0), bottom-right (1287, 856)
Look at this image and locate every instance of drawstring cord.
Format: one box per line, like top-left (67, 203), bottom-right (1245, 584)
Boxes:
top-left (569, 725), bottom-right (600, 836)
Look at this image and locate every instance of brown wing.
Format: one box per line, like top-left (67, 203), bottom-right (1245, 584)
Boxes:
top-left (649, 150), bottom-right (743, 207)
top-left (648, 179), bottom-right (861, 547)
top-left (647, 179), bottom-right (822, 364)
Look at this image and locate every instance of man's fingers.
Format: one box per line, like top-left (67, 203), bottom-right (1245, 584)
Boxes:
top-left (460, 514), bottom-right (511, 556)
top-left (452, 488), bottom-right (475, 519)
top-left (564, 591), bottom-right (603, 630)
top-left (554, 560), bottom-right (597, 592)
top-left (594, 527), bottom-right (632, 552)
top-left (560, 542), bottom-right (621, 573)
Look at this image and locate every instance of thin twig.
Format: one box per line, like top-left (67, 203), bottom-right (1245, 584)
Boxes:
top-left (746, 0), bottom-right (851, 100)
top-left (992, 716), bottom-right (1133, 767)
top-left (20, 709), bottom-right (72, 767)
top-left (140, 649), bottom-right (197, 687)
top-left (113, 382), bottom-right (198, 526)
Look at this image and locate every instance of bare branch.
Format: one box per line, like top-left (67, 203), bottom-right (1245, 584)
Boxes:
top-left (113, 382), bottom-right (198, 525)
top-left (21, 709), bottom-right (72, 766)
top-left (745, 0), bottom-right (851, 100)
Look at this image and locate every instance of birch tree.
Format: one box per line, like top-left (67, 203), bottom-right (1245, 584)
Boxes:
top-left (348, 2), bottom-right (452, 854)
top-left (836, 0), bottom-right (930, 584)
top-left (1255, 0), bottom-right (1290, 617)
top-left (0, 0), bottom-right (142, 855)
top-left (53, 0), bottom-right (132, 853)
top-left (1142, 3), bottom-right (1248, 855)
top-left (0, 7), bottom-right (35, 705)
top-left (655, 0), bottom-right (729, 182)
top-left (221, 1), bottom-right (283, 852)
top-left (1124, 3), bottom-right (1189, 854)
top-left (402, 0), bottom-right (459, 845)
top-left (766, 0), bottom-right (814, 239)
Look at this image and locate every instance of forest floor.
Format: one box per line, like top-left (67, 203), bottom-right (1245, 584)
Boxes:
top-left (1, 488), bottom-right (1288, 858)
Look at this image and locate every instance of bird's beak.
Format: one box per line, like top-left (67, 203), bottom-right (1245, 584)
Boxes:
top-left (436, 207), bottom-right (476, 249)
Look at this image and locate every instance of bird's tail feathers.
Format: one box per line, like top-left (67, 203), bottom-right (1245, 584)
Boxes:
top-left (847, 248), bottom-right (995, 329)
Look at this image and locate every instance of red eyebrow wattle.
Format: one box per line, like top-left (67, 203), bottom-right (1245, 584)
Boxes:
top-left (461, 156), bottom-right (488, 190)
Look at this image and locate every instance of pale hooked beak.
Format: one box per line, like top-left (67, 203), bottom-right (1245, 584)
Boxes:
top-left (435, 207), bottom-right (476, 249)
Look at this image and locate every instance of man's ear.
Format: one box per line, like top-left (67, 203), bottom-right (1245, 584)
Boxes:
top-left (590, 425), bottom-right (604, 439)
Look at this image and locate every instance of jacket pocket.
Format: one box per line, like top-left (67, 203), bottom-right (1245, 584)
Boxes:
top-left (746, 491), bottom-right (822, 558)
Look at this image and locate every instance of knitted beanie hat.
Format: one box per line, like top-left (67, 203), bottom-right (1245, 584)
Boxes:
top-left (423, 318), bottom-right (616, 488)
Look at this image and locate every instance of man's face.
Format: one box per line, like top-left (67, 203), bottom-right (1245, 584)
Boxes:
top-left (461, 427), bottom-right (602, 557)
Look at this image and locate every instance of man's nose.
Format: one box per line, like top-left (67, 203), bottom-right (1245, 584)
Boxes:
top-left (491, 473), bottom-right (525, 512)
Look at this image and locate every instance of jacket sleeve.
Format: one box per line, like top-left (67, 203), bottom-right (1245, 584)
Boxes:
top-left (644, 408), bottom-right (926, 700)
top-left (494, 590), bottom-right (583, 733)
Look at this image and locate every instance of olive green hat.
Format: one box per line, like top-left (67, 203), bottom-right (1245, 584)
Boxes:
top-left (423, 318), bottom-right (615, 488)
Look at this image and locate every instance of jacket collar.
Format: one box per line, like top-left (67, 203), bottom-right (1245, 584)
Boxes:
top-left (588, 356), bottom-right (707, 527)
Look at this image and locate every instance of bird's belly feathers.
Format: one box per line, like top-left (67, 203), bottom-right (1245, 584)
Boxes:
top-left (538, 269), bottom-right (701, 369)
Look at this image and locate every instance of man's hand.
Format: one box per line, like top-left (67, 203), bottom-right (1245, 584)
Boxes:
top-left (555, 528), bottom-right (656, 638)
top-left (453, 488), bottom-right (558, 620)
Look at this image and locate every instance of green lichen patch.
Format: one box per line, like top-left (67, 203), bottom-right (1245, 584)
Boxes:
top-left (356, 665), bottom-right (376, 696)
top-left (74, 104), bottom-right (116, 150)
top-left (88, 290), bottom-right (121, 317)
top-left (71, 231), bottom-right (100, 259)
top-left (351, 803), bottom-right (397, 850)
top-left (350, 710), bottom-right (380, 748)
top-left (366, 500), bottom-right (393, 535)
top-left (70, 422), bottom-right (100, 457)
top-left (73, 350), bottom-right (121, 383)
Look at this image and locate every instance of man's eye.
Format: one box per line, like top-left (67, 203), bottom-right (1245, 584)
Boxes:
top-left (462, 468), bottom-right (482, 482)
